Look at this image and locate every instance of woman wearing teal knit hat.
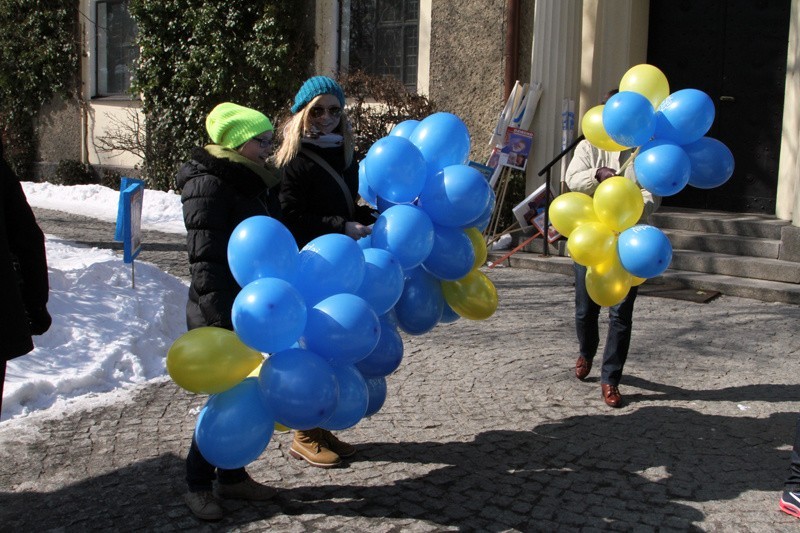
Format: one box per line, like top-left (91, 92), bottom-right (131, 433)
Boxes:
top-left (176, 102), bottom-right (281, 521)
top-left (276, 76), bottom-right (377, 468)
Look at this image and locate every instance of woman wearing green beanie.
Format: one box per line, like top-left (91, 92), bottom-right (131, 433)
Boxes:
top-left (275, 76), bottom-right (377, 468)
top-left (176, 102), bottom-right (281, 520)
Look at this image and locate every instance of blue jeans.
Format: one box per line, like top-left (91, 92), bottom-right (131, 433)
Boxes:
top-left (786, 414), bottom-right (800, 492)
top-left (573, 263), bottom-right (638, 386)
top-left (186, 435), bottom-right (248, 492)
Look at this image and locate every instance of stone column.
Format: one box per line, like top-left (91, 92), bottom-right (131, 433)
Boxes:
top-left (525, 0), bottom-right (582, 193)
top-left (777, 0), bottom-right (800, 226)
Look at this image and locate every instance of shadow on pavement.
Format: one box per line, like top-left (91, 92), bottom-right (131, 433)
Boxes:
top-left (3, 405), bottom-right (793, 531)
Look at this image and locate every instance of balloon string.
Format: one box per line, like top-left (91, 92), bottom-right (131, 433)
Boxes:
top-left (617, 146), bottom-right (640, 175)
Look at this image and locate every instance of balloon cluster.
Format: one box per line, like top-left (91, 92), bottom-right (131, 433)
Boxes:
top-left (550, 64), bottom-right (735, 307)
top-left (166, 112), bottom-right (500, 470)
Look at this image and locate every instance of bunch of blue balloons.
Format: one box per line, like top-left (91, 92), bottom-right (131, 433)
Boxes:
top-left (180, 111), bottom-right (501, 470)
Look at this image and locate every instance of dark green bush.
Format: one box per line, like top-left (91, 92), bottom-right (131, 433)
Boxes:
top-left (52, 159), bottom-right (96, 186)
top-left (0, 0), bottom-right (79, 178)
top-left (129, 0), bottom-right (314, 191)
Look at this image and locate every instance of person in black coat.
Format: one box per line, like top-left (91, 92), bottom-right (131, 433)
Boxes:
top-left (0, 139), bottom-right (51, 416)
top-left (275, 75), bottom-right (376, 469)
top-left (176, 102), bottom-right (281, 520)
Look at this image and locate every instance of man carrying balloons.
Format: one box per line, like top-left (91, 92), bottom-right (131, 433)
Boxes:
top-left (563, 90), bottom-right (660, 409)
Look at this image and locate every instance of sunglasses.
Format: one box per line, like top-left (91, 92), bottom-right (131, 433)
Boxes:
top-left (308, 106), bottom-right (342, 119)
top-left (251, 136), bottom-right (273, 148)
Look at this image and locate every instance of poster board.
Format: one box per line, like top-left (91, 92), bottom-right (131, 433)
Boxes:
top-left (120, 182), bottom-right (144, 264)
top-left (511, 182), bottom-right (561, 242)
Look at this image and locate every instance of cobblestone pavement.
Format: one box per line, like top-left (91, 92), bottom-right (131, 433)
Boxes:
top-left (1, 208), bottom-right (799, 531)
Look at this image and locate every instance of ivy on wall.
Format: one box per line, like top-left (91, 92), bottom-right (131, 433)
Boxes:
top-left (0, 0), bottom-right (79, 177)
top-left (128, 0), bottom-right (313, 191)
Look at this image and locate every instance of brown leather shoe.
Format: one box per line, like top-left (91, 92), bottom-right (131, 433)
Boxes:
top-left (575, 356), bottom-right (592, 380)
top-left (601, 383), bottom-right (622, 408)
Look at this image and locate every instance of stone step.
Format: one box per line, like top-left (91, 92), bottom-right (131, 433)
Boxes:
top-left (651, 206), bottom-right (788, 239)
top-left (662, 228), bottom-right (781, 259)
top-left (669, 249), bottom-right (800, 284)
top-left (486, 250), bottom-right (800, 305)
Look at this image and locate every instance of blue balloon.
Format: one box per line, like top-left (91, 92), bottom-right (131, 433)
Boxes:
top-left (634, 139), bottom-right (691, 197)
top-left (618, 225), bottom-right (673, 278)
top-left (294, 234), bottom-right (366, 305)
top-left (258, 348), bottom-right (338, 430)
top-left (301, 293), bottom-right (380, 366)
top-left (602, 91), bottom-right (656, 147)
top-left (464, 188), bottom-right (496, 232)
top-left (228, 216), bottom-right (298, 287)
top-left (365, 136), bottom-right (427, 203)
top-left (390, 119), bottom-right (420, 139)
top-left (232, 278), bottom-right (307, 353)
top-left (355, 318), bottom-right (404, 377)
top-left (683, 137), bottom-right (735, 189)
top-left (320, 364), bottom-right (369, 431)
top-left (440, 300), bottom-right (461, 324)
top-left (355, 248), bottom-right (405, 315)
top-left (418, 165), bottom-right (492, 227)
top-left (654, 89), bottom-right (715, 145)
top-left (394, 267), bottom-right (444, 335)
top-left (371, 204), bottom-right (435, 269)
top-left (195, 377), bottom-right (274, 469)
top-left (358, 160), bottom-right (377, 207)
top-left (409, 112), bottom-right (471, 175)
top-left (422, 225), bottom-right (475, 281)
top-left (363, 375), bottom-right (387, 417)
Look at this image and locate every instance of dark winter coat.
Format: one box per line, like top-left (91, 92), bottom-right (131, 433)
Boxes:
top-left (279, 143), bottom-right (375, 248)
top-left (176, 146), bottom-right (281, 331)
top-left (1, 156), bottom-right (51, 362)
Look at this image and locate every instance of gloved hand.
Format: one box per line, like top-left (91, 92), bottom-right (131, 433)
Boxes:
top-left (344, 221), bottom-right (372, 240)
top-left (27, 306), bottom-right (52, 336)
top-left (595, 167), bottom-right (617, 183)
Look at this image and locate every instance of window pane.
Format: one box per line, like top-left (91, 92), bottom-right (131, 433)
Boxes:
top-left (347, 0), bottom-right (419, 89)
top-left (96, 1), bottom-right (138, 96)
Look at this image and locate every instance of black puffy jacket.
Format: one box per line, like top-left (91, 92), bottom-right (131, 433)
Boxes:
top-left (279, 143), bottom-right (375, 248)
top-left (176, 147), bottom-right (281, 331)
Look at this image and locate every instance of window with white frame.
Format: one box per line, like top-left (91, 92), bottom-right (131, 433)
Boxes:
top-left (95, 0), bottom-right (137, 97)
top-left (343, 0), bottom-right (419, 91)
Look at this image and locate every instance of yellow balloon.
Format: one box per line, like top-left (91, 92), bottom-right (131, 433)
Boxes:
top-left (593, 176), bottom-right (644, 232)
top-left (166, 327), bottom-right (264, 394)
top-left (586, 254), bottom-right (633, 307)
top-left (567, 222), bottom-right (616, 267)
top-left (581, 105), bottom-right (629, 152)
top-left (441, 270), bottom-right (498, 320)
top-left (631, 275), bottom-right (646, 287)
top-left (465, 227), bottom-right (488, 269)
top-left (620, 64), bottom-right (670, 110)
top-left (548, 192), bottom-right (599, 237)
top-left (247, 361), bottom-right (263, 378)
top-left (274, 422), bottom-right (291, 432)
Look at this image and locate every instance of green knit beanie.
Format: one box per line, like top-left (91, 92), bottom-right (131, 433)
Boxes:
top-left (205, 102), bottom-right (274, 149)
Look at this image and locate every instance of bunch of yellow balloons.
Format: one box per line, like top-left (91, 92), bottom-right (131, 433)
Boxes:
top-left (440, 227), bottom-right (498, 320)
top-left (549, 177), bottom-right (646, 307)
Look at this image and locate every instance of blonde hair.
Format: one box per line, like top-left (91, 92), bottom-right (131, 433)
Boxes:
top-left (274, 95), bottom-right (354, 168)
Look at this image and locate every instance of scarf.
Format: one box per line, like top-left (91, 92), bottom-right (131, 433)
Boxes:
top-left (302, 133), bottom-right (344, 149)
top-left (205, 144), bottom-right (281, 188)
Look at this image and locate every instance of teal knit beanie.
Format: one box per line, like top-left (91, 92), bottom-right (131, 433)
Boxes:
top-left (291, 76), bottom-right (345, 114)
top-left (205, 102), bottom-right (274, 149)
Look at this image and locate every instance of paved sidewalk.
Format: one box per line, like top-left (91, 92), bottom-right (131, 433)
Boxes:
top-left (1, 208), bottom-right (799, 531)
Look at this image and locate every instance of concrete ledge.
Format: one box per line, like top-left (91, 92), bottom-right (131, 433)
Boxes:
top-left (780, 225), bottom-right (800, 262)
